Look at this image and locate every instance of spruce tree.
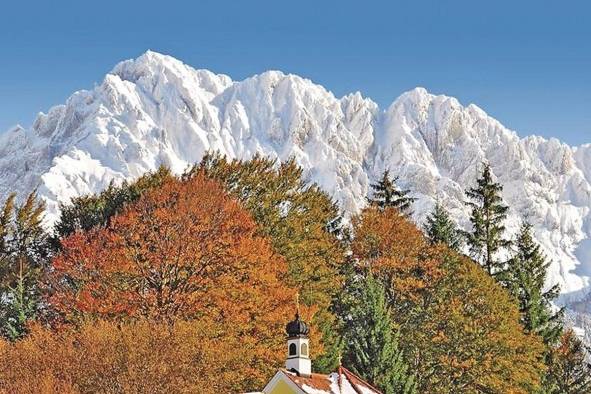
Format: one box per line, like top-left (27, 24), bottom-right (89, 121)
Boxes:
top-left (464, 163), bottom-right (510, 277)
top-left (423, 201), bottom-right (462, 251)
top-left (503, 222), bottom-right (563, 345)
top-left (368, 170), bottom-right (415, 215)
top-left (543, 330), bottom-right (591, 394)
top-left (337, 272), bottom-right (416, 394)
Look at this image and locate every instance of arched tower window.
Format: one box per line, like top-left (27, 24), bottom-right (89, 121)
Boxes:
top-left (289, 343), bottom-right (297, 356)
top-left (300, 343), bottom-right (308, 356)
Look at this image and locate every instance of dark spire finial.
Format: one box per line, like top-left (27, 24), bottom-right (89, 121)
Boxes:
top-left (286, 292), bottom-right (309, 338)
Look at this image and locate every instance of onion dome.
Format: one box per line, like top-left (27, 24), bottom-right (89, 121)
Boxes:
top-left (286, 313), bottom-right (310, 338)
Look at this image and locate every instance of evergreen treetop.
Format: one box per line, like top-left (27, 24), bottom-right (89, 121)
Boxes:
top-left (336, 271), bottom-right (416, 394)
top-left (423, 201), bottom-right (463, 251)
top-left (503, 222), bottom-right (563, 346)
top-left (464, 163), bottom-right (511, 277)
top-left (368, 170), bottom-right (415, 215)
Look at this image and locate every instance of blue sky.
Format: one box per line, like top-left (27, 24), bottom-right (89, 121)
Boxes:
top-left (1, 0), bottom-right (590, 145)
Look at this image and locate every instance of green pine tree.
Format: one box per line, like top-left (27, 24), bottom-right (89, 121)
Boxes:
top-left (368, 170), bottom-right (415, 215)
top-left (543, 330), bottom-right (591, 394)
top-left (423, 201), bottom-right (463, 251)
top-left (464, 163), bottom-right (511, 277)
top-left (503, 222), bottom-right (563, 346)
top-left (336, 272), bottom-right (416, 394)
top-left (0, 192), bottom-right (50, 340)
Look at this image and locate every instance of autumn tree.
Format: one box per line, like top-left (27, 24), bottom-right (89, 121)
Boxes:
top-left (53, 166), bottom-right (173, 242)
top-left (367, 170), bottom-right (415, 215)
top-left (53, 154), bottom-right (345, 372)
top-left (351, 207), bottom-right (443, 306)
top-left (465, 163), bottom-right (511, 277)
top-left (0, 319), bottom-right (272, 394)
top-left (336, 272), bottom-right (416, 394)
top-left (0, 192), bottom-right (50, 340)
top-left (190, 153), bottom-right (346, 371)
top-left (351, 207), bottom-right (545, 393)
top-left (543, 330), bottom-right (591, 394)
top-left (503, 222), bottom-right (563, 345)
top-left (57, 156), bottom-right (345, 314)
top-left (48, 173), bottom-right (293, 391)
top-left (423, 201), bottom-right (462, 251)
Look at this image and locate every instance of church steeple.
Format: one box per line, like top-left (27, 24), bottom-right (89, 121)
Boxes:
top-left (285, 294), bottom-right (311, 377)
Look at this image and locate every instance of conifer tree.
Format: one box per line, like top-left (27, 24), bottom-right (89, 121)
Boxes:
top-left (543, 330), bottom-right (591, 394)
top-left (464, 163), bottom-right (510, 277)
top-left (368, 170), bottom-right (415, 215)
top-left (337, 272), bottom-right (416, 394)
top-left (423, 202), bottom-right (462, 251)
top-left (0, 192), bottom-right (50, 340)
top-left (503, 222), bottom-right (563, 345)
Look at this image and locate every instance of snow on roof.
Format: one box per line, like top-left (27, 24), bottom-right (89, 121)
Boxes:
top-left (281, 367), bottom-right (382, 394)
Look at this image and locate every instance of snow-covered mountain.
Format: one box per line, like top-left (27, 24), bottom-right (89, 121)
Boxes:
top-left (2, 51), bottom-right (591, 337)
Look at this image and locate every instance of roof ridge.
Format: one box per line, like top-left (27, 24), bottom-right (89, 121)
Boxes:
top-left (339, 366), bottom-right (383, 394)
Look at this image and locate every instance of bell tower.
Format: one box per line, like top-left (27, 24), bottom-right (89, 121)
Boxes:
top-left (285, 296), bottom-right (311, 377)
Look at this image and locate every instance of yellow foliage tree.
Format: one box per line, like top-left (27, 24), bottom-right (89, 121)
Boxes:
top-left (0, 319), bottom-right (275, 393)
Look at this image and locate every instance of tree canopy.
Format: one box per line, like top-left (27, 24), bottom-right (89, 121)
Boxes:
top-left (351, 207), bottom-right (545, 393)
top-left (190, 153), bottom-right (347, 371)
top-left (46, 172), bottom-right (293, 392)
top-left (0, 319), bottom-right (271, 394)
top-left (53, 166), bottom-right (173, 241)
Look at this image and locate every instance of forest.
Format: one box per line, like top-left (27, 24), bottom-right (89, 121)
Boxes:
top-left (0, 154), bottom-right (589, 394)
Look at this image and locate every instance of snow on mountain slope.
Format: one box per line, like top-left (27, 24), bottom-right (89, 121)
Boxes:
top-left (1, 51), bottom-right (590, 333)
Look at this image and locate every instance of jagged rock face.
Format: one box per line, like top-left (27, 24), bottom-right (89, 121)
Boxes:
top-left (1, 51), bottom-right (591, 330)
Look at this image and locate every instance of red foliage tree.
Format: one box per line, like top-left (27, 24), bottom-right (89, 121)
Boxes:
top-left (46, 173), bottom-right (294, 390)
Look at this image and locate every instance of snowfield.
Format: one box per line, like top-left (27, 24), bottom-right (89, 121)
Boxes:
top-left (1, 51), bottom-right (590, 338)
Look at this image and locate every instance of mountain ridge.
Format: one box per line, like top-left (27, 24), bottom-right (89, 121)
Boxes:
top-left (1, 50), bottom-right (590, 336)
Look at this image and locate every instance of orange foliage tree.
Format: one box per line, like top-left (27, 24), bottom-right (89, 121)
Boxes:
top-left (192, 154), bottom-right (347, 370)
top-left (351, 207), bottom-right (444, 309)
top-left (0, 319), bottom-right (270, 394)
top-left (44, 172), bottom-right (293, 391)
top-left (351, 207), bottom-right (545, 393)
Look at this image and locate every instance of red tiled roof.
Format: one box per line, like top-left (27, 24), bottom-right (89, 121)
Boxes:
top-left (281, 369), bottom-right (333, 392)
top-left (280, 367), bottom-right (382, 394)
